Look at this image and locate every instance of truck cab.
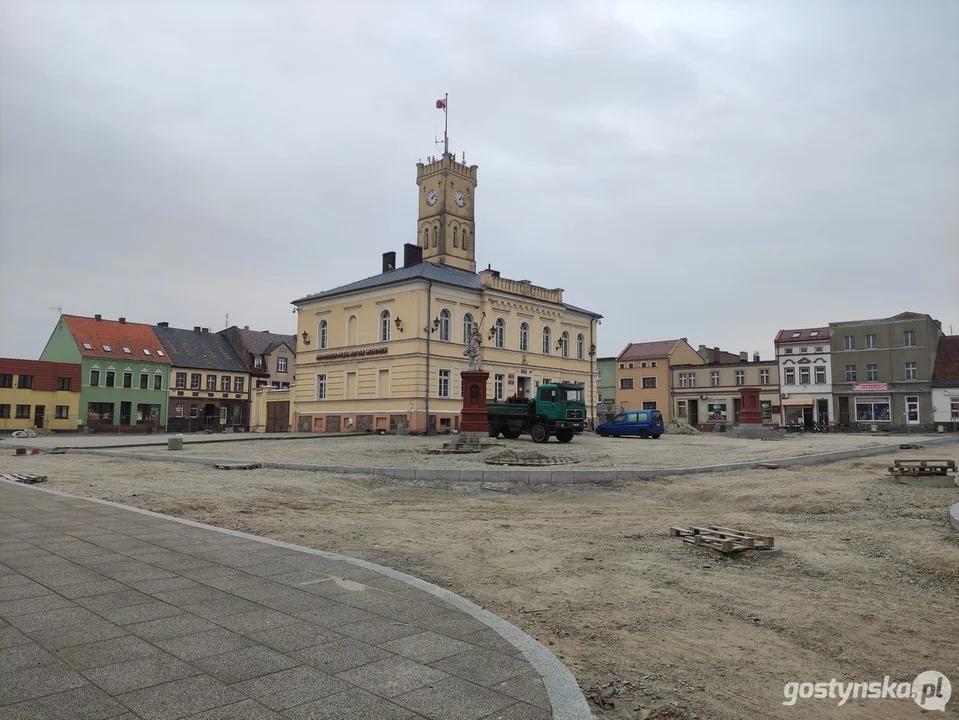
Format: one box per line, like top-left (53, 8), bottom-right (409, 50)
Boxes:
top-left (487, 382), bottom-right (587, 443)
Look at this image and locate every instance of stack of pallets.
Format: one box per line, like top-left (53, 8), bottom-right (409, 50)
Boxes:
top-left (888, 459), bottom-right (957, 478)
top-left (1, 473), bottom-right (47, 484)
top-left (670, 525), bottom-right (775, 554)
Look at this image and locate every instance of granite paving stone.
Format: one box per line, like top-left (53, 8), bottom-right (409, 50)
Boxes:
top-left (154, 627), bottom-right (255, 660)
top-left (0, 481), bottom-right (580, 720)
top-left (392, 677), bottom-right (517, 720)
top-left (191, 645), bottom-right (297, 684)
top-left (283, 688), bottom-right (419, 720)
top-left (81, 653), bottom-right (200, 694)
top-left (115, 674), bottom-right (246, 720)
top-left (335, 655), bottom-right (449, 698)
top-left (231, 665), bottom-right (351, 710)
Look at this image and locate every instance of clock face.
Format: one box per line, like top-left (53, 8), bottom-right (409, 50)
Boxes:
top-left (426, 189), bottom-right (438, 206)
top-left (454, 191), bottom-right (467, 208)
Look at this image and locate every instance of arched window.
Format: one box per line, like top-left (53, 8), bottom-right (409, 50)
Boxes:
top-left (542, 327), bottom-right (551, 355)
top-left (560, 331), bottom-right (570, 358)
top-left (423, 227), bottom-right (429, 247)
top-left (577, 333), bottom-right (585, 360)
top-left (438, 309), bottom-right (451, 342)
top-left (379, 309), bottom-right (391, 342)
top-left (494, 318), bottom-right (506, 348)
top-left (432, 225), bottom-right (439, 247)
top-left (346, 315), bottom-right (358, 346)
top-left (319, 320), bottom-right (329, 349)
top-left (462, 229), bottom-right (469, 251)
top-left (452, 227), bottom-right (458, 248)
top-left (463, 313), bottom-right (475, 343)
top-left (519, 322), bottom-right (529, 352)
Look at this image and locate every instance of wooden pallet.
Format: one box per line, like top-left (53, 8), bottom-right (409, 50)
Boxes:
top-left (670, 525), bottom-right (775, 554)
top-left (1, 473), bottom-right (47, 484)
top-left (888, 459), bottom-right (956, 477)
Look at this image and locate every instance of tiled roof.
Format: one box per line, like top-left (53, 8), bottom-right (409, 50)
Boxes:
top-left (291, 261), bottom-right (602, 318)
top-left (153, 326), bottom-right (249, 373)
top-left (233, 328), bottom-right (297, 358)
top-left (62, 315), bottom-right (170, 363)
top-left (0, 359), bottom-right (81, 391)
top-left (774, 327), bottom-right (830, 344)
top-left (932, 336), bottom-right (959, 387)
top-left (617, 339), bottom-right (685, 361)
top-left (292, 262), bottom-right (482, 304)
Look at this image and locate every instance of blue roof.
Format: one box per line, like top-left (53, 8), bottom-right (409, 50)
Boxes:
top-left (291, 261), bottom-right (602, 318)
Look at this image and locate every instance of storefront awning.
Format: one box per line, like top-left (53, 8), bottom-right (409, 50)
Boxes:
top-left (782, 398), bottom-right (814, 406)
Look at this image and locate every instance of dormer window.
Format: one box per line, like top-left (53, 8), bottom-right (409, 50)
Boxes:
top-left (254, 357), bottom-right (263, 367)
top-left (102, 345), bottom-right (112, 352)
top-left (791, 332), bottom-right (801, 338)
top-left (157, 350), bottom-right (165, 357)
top-left (122, 347), bottom-right (131, 354)
top-left (82, 342), bottom-right (93, 350)
top-left (809, 331), bottom-right (819, 337)
top-left (143, 349), bottom-right (151, 355)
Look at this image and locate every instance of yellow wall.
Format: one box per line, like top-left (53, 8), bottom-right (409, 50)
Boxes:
top-left (0, 387), bottom-right (80, 432)
top-left (615, 341), bottom-right (704, 422)
top-left (293, 276), bottom-right (599, 432)
top-left (250, 386), bottom-right (291, 432)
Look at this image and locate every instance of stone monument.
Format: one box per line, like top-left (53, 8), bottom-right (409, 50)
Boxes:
top-left (738, 387), bottom-right (764, 424)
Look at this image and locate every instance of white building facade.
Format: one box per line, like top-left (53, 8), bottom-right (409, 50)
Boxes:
top-left (775, 326), bottom-right (833, 429)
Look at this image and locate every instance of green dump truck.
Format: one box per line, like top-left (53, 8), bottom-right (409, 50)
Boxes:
top-left (487, 383), bottom-right (587, 443)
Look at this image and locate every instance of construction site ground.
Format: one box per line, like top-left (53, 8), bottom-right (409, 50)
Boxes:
top-left (2, 435), bottom-right (957, 719)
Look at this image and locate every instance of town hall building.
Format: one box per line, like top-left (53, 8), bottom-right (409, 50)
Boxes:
top-left (290, 151), bottom-right (602, 433)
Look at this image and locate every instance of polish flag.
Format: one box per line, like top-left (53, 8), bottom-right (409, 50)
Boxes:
top-left (436, 98), bottom-right (447, 109)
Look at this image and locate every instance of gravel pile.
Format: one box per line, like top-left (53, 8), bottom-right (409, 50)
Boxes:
top-left (666, 419), bottom-right (701, 436)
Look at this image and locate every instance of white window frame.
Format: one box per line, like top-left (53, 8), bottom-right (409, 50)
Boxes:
top-left (207, 375), bottom-right (217, 391)
top-left (866, 364), bottom-right (879, 382)
top-left (760, 369), bottom-right (770, 385)
top-left (903, 330), bottom-right (916, 346)
top-left (542, 327), bottom-right (551, 355)
top-left (688, 373), bottom-right (696, 387)
top-left (865, 334), bottom-right (877, 349)
top-left (494, 373), bottom-right (505, 401)
top-left (494, 318), bottom-right (506, 349)
top-left (438, 309), bottom-right (451, 342)
top-left (319, 319), bottom-right (329, 349)
top-left (577, 333), bottom-right (585, 360)
top-left (175, 372), bottom-right (186, 389)
top-left (463, 313), bottom-right (475, 344)
top-left (814, 366), bottom-right (826, 384)
top-left (904, 361), bottom-right (918, 380)
top-left (784, 367), bottom-right (795, 385)
top-left (735, 370), bottom-right (745, 386)
top-left (379, 309), bottom-right (391, 342)
top-left (560, 331), bottom-right (569, 358)
top-left (519, 322), bottom-right (530, 352)
top-left (844, 335), bottom-right (855, 350)
top-left (316, 373), bottom-right (327, 400)
top-left (220, 375), bottom-right (230, 392)
top-left (711, 371), bottom-right (720, 387)
top-left (277, 357), bottom-right (288, 373)
top-left (799, 367), bottom-right (810, 385)
top-left (845, 365), bottom-right (857, 382)
top-left (679, 373), bottom-right (687, 388)
top-left (438, 369), bottom-right (451, 398)
top-left (677, 400), bottom-right (688, 417)
top-left (233, 376), bottom-right (244, 392)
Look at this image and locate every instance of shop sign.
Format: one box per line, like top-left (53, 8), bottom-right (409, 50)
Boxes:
top-left (315, 347), bottom-right (388, 361)
top-left (854, 383), bottom-right (887, 391)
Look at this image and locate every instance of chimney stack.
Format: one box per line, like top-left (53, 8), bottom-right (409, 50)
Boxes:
top-left (244, 325), bottom-right (249, 330)
top-left (739, 351), bottom-right (748, 362)
top-left (118, 317), bottom-right (126, 324)
top-left (712, 347), bottom-right (719, 363)
top-left (157, 322), bottom-right (169, 328)
top-left (94, 314), bottom-right (102, 321)
top-left (753, 352), bottom-right (760, 362)
top-left (403, 243), bottom-right (423, 268)
top-left (194, 326), bottom-right (201, 332)
top-left (201, 328), bottom-right (209, 333)
top-left (382, 251), bottom-right (396, 273)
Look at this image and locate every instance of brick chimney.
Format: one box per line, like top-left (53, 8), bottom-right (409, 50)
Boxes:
top-left (118, 317), bottom-right (126, 324)
top-left (712, 347), bottom-right (719, 363)
top-left (382, 251), bottom-right (396, 273)
top-left (95, 314), bottom-right (102, 321)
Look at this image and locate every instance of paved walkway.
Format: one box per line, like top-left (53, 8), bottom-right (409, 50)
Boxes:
top-left (0, 481), bottom-right (591, 720)
top-left (1, 432), bottom-right (347, 451)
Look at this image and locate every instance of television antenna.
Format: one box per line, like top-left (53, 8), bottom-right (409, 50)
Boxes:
top-left (49, 305), bottom-right (62, 315)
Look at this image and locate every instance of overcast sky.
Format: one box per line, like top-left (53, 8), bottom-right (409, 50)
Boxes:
top-left (1, 0), bottom-right (957, 361)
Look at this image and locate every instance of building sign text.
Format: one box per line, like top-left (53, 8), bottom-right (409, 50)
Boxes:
top-left (315, 347), bottom-right (389, 362)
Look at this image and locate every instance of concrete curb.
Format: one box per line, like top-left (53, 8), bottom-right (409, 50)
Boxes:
top-left (951, 502), bottom-right (959, 534)
top-left (57, 436), bottom-right (959, 486)
top-left (2, 431), bottom-right (360, 452)
top-left (0, 478), bottom-right (595, 720)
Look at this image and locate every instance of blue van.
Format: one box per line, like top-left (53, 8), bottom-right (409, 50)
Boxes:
top-left (596, 410), bottom-right (665, 439)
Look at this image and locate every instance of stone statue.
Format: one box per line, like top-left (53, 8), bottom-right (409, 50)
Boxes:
top-left (463, 327), bottom-right (483, 369)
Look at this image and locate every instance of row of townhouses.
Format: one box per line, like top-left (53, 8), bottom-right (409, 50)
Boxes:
top-left (0, 316), bottom-right (296, 434)
top-left (597, 312), bottom-right (959, 431)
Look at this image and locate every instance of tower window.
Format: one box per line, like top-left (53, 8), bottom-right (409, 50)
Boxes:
top-left (432, 226), bottom-right (438, 247)
top-left (423, 227), bottom-right (429, 247)
top-left (462, 229), bottom-right (469, 251)
top-left (379, 309), bottom-right (391, 342)
top-left (452, 227), bottom-right (458, 248)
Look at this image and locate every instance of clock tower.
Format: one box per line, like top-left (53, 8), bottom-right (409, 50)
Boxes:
top-left (416, 152), bottom-right (478, 273)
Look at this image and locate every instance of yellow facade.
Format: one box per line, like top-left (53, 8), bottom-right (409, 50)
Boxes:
top-left (293, 271), bottom-right (599, 433)
top-left (0, 385), bottom-right (80, 432)
top-left (615, 340), bottom-right (704, 423)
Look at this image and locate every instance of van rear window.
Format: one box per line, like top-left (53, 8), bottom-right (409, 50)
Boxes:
top-left (651, 411), bottom-right (663, 421)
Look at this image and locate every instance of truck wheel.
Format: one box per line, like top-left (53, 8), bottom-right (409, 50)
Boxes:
top-left (506, 429), bottom-right (522, 440)
top-left (557, 429), bottom-right (574, 443)
top-left (488, 426), bottom-right (500, 438)
top-left (530, 422), bottom-right (549, 443)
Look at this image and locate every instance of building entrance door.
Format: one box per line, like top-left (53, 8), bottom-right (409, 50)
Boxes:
top-left (905, 396), bottom-right (920, 425)
top-left (516, 375), bottom-right (532, 399)
top-left (816, 399), bottom-right (829, 425)
top-left (120, 402), bottom-right (132, 425)
top-left (34, 405), bottom-right (45, 429)
top-left (838, 397), bottom-right (850, 426)
top-left (688, 399), bottom-right (699, 426)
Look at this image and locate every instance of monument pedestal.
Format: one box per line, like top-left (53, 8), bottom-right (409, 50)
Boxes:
top-left (460, 371), bottom-right (490, 433)
top-left (738, 387), bottom-right (764, 424)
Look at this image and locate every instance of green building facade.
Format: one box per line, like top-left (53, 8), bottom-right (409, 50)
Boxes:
top-left (40, 315), bottom-right (171, 431)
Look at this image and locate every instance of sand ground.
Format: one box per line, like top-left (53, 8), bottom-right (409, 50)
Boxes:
top-left (118, 431), bottom-right (944, 470)
top-left (2, 438), bottom-right (957, 719)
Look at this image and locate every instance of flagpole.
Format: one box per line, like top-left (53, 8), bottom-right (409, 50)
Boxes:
top-left (443, 93), bottom-right (449, 155)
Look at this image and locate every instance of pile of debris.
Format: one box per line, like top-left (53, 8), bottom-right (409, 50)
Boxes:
top-left (665, 419), bottom-right (700, 436)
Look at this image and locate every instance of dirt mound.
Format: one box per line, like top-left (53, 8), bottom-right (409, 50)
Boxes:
top-left (666, 419), bottom-right (701, 435)
top-left (484, 448), bottom-right (577, 466)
